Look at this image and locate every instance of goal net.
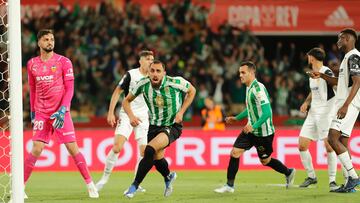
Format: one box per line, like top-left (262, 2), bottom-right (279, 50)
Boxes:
top-left (1, 0), bottom-right (24, 202)
top-left (0, 0), bottom-right (11, 202)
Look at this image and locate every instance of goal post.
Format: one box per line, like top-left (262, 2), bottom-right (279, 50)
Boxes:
top-left (8, 0), bottom-right (24, 202)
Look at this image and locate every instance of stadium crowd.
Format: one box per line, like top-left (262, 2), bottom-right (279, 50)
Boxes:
top-left (21, 0), bottom-right (343, 121)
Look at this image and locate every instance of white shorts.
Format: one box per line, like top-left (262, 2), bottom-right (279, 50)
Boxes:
top-left (114, 112), bottom-right (149, 145)
top-left (299, 111), bottom-right (333, 141)
top-left (330, 102), bottom-right (359, 137)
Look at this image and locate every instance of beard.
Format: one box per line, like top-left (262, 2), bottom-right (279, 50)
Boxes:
top-left (43, 47), bottom-right (53, 53)
top-left (151, 81), bottom-right (161, 89)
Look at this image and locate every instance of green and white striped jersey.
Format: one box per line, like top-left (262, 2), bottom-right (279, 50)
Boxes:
top-left (246, 79), bottom-right (275, 137)
top-left (131, 75), bottom-right (190, 126)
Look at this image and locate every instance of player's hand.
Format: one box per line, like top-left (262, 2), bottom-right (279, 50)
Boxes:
top-left (175, 112), bottom-right (184, 123)
top-left (129, 116), bottom-right (141, 127)
top-left (50, 106), bottom-right (66, 129)
top-left (243, 124), bottom-right (253, 134)
top-left (30, 111), bottom-right (35, 124)
top-left (225, 116), bottom-right (237, 124)
top-left (107, 113), bottom-right (117, 127)
top-left (306, 71), bottom-right (321, 79)
top-left (337, 104), bottom-right (348, 119)
top-left (300, 102), bottom-right (309, 113)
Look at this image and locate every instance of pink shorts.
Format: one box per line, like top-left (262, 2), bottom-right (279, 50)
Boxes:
top-left (32, 112), bottom-right (76, 144)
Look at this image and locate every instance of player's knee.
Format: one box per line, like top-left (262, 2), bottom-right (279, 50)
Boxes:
top-left (327, 136), bottom-right (337, 147)
top-left (230, 149), bottom-right (241, 158)
top-left (144, 145), bottom-right (156, 159)
top-left (138, 144), bottom-right (146, 157)
top-left (139, 150), bottom-right (145, 157)
top-left (260, 157), bottom-right (271, 166)
top-left (324, 143), bottom-right (334, 153)
top-left (112, 146), bottom-right (122, 154)
top-left (31, 145), bottom-right (44, 157)
top-left (298, 145), bottom-right (308, 151)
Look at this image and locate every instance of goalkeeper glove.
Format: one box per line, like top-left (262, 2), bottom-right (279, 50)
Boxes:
top-left (50, 106), bottom-right (66, 129)
top-left (30, 111), bottom-right (35, 124)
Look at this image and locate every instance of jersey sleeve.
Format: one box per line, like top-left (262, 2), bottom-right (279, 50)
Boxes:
top-left (320, 68), bottom-right (335, 101)
top-left (171, 76), bottom-right (191, 92)
top-left (130, 78), bottom-right (146, 97)
top-left (27, 59), bottom-right (35, 112)
top-left (62, 57), bottom-right (75, 81)
top-left (324, 69), bottom-right (335, 77)
top-left (255, 88), bottom-right (270, 105)
top-left (60, 57), bottom-right (74, 110)
top-left (118, 71), bottom-right (131, 95)
top-left (348, 54), bottom-right (360, 76)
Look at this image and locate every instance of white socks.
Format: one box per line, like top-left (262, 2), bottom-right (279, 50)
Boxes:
top-left (327, 151), bottom-right (337, 183)
top-left (342, 164), bottom-right (349, 181)
top-left (300, 150), bottom-right (316, 178)
top-left (338, 151), bottom-right (358, 179)
top-left (102, 150), bottom-right (119, 181)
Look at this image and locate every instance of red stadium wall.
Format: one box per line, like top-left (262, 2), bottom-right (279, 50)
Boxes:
top-left (23, 129), bottom-right (360, 171)
top-left (132, 0), bottom-right (360, 34)
top-left (21, 0), bottom-right (360, 34)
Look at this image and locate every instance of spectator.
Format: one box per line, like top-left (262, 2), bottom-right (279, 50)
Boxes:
top-left (201, 97), bottom-right (226, 131)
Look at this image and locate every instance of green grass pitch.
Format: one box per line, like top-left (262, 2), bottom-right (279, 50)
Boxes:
top-left (5, 170), bottom-right (360, 203)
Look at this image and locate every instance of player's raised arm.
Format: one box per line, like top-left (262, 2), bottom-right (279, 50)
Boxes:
top-left (107, 86), bottom-right (124, 127)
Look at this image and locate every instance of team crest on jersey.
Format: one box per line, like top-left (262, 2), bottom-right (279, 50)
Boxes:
top-left (51, 65), bottom-right (57, 72)
top-left (155, 95), bottom-right (164, 107)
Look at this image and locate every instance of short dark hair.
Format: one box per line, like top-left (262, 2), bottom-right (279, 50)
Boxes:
top-left (150, 59), bottom-right (165, 70)
top-left (37, 29), bottom-right (54, 41)
top-left (307, 48), bottom-right (326, 61)
top-left (240, 61), bottom-right (256, 72)
top-left (341, 28), bottom-right (358, 42)
top-left (139, 50), bottom-right (154, 58)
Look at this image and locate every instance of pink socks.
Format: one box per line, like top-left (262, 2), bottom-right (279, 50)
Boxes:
top-left (73, 152), bottom-right (92, 184)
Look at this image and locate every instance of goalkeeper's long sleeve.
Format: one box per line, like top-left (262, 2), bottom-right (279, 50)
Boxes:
top-left (61, 79), bottom-right (74, 111)
top-left (252, 103), bottom-right (272, 129)
top-left (27, 60), bottom-right (36, 112)
top-left (235, 109), bottom-right (248, 121)
top-left (29, 84), bottom-right (35, 112)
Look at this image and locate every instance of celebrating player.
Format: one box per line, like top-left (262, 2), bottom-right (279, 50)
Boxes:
top-left (298, 48), bottom-right (340, 191)
top-left (96, 50), bottom-right (154, 192)
top-left (214, 61), bottom-right (295, 194)
top-left (24, 29), bottom-right (98, 198)
top-left (123, 60), bottom-right (196, 198)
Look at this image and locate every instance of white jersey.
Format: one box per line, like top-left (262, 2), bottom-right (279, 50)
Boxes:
top-left (300, 66), bottom-right (336, 140)
top-left (336, 48), bottom-right (360, 107)
top-left (309, 66), bottom-right (336, 114)
top-left (118, 68), bottom-right (148, 116)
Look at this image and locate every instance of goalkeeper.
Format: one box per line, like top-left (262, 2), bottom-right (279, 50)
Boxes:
top-left (24, 29), bottom-right (98, 199)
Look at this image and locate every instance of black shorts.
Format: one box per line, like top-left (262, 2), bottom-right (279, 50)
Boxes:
top-left (233, 131), bottom-right (274, 159)
top-left (147, 123), bottom-right (183, 147)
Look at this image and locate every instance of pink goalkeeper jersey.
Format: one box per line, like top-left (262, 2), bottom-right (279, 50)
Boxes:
top-left (27, 53), bottom-right (74, 115)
